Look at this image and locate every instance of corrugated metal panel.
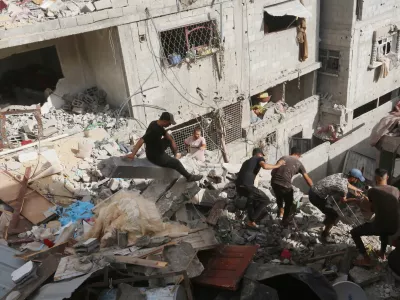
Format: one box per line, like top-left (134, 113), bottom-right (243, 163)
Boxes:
top-left (194, 245), bottom-right (259, 291)
top-left (264, 1), bottom-right (312, 18)
top-left (343, 150), bottom-right (376, 182)
top-left (0, 244), bottom-right (25, 298)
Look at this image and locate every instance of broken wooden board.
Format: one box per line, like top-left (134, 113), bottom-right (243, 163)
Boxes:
top-left (8, 167), bottom-right (31, 233)
top-left (174, 228), bottom-right (219, 251)
top-left (2, 255), bottom-right (59, 300)
top-left (206, 200), bottom-right (226, 226)
top-left (0, 171), bottom-right (55, 224)
top-left (106, 256), bottom-right (168, 268)
top-left (16, 242), bottom-right (69, 261)
top-left (156, 177), bottom-right (200, 219)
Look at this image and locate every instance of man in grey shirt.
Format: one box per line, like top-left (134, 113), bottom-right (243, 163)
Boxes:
top-left (271, 147), bottom-right (313, 226)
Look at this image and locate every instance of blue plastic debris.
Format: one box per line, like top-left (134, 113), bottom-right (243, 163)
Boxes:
top-left (55, 201), bottom-right (94, 226)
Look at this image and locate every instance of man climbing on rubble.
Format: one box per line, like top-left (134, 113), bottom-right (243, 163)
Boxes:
top-left (271, 147), bottom-right (313, 226)
top-left (308, 169), bottom-right (364, 243)
top-left (351, 168), bottom-right (399, 266)
top-left (236, 148), bottom-right (285, 228)
top-left (124, 112), bottom-right (203, 182)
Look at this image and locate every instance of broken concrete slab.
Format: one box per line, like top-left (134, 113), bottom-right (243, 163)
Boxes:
top-left (156, 177), bottom-right (200, 218)
top-left (141, 179), bottom-right (176, 202)
top-left (102, 157), bottom-right (181, 180)
top-left (349, 266), bottom-right (382, 287)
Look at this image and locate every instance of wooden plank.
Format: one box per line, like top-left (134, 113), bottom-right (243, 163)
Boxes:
top-left (2, 255), bottom-right (59, 300)
top-left (107, 256), bottom-right (168, 268)
top-left (16, 241), bottom-right (69, 261)
top-left (8, 167), bottom-right (31, 233)
top-left (206, 200), bottom-right (226, 226)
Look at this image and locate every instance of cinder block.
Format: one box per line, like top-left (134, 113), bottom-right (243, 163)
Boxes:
top-left (156, 177), bottom-right (200, 218)
top-left (111, 0), bottom-right (127, 8)
top-left (107, 7), bottom-right (123, 18)
top-left (81, 2), bottom-right (95, 13)
top-left (59, 17), bottom-right (78, 28)
top-left (122, 4), bottom-right (136, 15)
top-left (92, 10), bottom-right (109, 22)
top-left (42, 19), bottom-right (61, 31)
top-left (104, 157), bottom-right (181, 180)
top-left (94, 0), bottom-right (112, 10)
top-left (76, 14), bottom-right (94, 25)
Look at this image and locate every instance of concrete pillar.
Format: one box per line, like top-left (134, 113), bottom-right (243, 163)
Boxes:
top-left (370, 31), bottom-right (378, 65)
top-left (396, 30), bottom-right (400, 59)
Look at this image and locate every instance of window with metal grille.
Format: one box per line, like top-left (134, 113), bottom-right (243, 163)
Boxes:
top-left (378, 36), bottom-right (393, 57)
top-left (319, 49), bottom-right (340, 74)
top-left (290, 138), bottom-right (311, 153)
top-left (165, 101), bottom-right (243, 154)
top-left (160, 20), bottom-right (221, 67)
top-left (265, 131), bottom-right (277, 146)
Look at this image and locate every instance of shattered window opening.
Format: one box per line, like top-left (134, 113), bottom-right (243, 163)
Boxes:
top-left (263, 11), bottom-right (297, 34)
top-left (265, 131), bottom-right (277, 146)
top-left (378, 36), bottom-right (393, 57)
top-left (353, 99), bottom-right (378, 119)
top-left (159, 20), bottom-right (221, 67)
top-left (319, 49), bottom-right (340, 74)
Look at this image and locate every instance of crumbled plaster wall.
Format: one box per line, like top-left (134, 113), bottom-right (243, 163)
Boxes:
top-left (118, 0), bottom-right (320, 125)
top-left (349, 15), bottom-right (400, 109)
top-left (81, 28), bottom-right (128, 107)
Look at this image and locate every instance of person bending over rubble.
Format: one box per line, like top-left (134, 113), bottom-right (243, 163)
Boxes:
top-left (308, 169), bottom-right (364, 243)
top-left (184, 128), bottom-right (206, 162)
top-left (271, 147), bottom-right (313, 226)
top-left (351, 168), bottom-right (399, 266)
top-left (124, 112), bottom-right (203, 182)
top-left (236, 148), bottom-right (285, 228)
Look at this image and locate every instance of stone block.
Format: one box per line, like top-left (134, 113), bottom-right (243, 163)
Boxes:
top-left (92, 10), bottom-right (109, 22)
top-left (42, 19), bottom-right (61, 31)
top-left (94, 0), bottom-right (112, 10)
top-left (349, 266), bottom-right (381, 287)
top-left (104, 157), bottom-right (181, 180)
top-left (122, 4), bottom-right (136, 15)
top-left (76, 14), bottom-right (94, 25)
top-left (107, 7), bottom-right (123, 18)
top-left (111, 0), bottom-right (127, 8)
top-left (81, 2), bottom-right (95, 13)
top-left (156, 177), bottom-right (200, 218)
top-left (59, 17), bottom-right (78, 28)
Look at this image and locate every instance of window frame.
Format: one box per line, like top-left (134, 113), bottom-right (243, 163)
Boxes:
top-left (319, 49), bottom-right (340, 75)
top-left (159, 20), bottom-right (221, 67)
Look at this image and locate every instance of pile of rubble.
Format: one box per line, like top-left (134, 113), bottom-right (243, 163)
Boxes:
top-left (0, 93), bottom-right (399, 299)
top-left (0, 0), bottom-right (120, 29)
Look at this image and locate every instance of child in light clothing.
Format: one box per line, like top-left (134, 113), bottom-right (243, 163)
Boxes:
top-left (184, 128), bottom-right (206, 162)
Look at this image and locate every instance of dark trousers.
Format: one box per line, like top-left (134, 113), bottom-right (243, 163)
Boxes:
top-left (146, 139), bottom-right (191, 179)
top-left (350, 222), bottom-right (394, 255)
top-left (237, 186), bottom-right (270, 222)
top-left (308, 189), bottom-right (339, 226)
top-left (271, 183), bottom-right (294, 222)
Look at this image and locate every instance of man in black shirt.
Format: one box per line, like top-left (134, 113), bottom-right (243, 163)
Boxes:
top-left (124, 112), bottom-right (202, 182)
top-left (351, 168), bottom-right (400, 266)
top-left (236, 148), bottom-right (285, 227)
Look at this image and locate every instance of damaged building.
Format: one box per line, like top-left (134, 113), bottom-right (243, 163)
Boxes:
top-left (1, 0), bottom-right (400, 299)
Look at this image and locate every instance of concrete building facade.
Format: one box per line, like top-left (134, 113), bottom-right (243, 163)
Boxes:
top-left (0, 0), bottom-right (323, 166)
top-left (317, 0), bottom-right (400, 174)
